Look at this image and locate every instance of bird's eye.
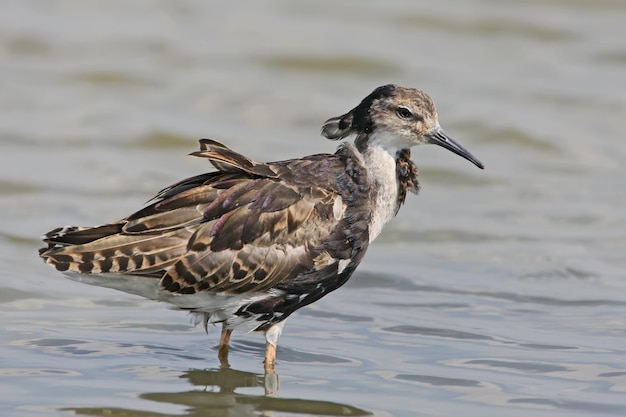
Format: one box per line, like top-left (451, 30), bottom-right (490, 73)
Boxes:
top-left (396, 106), bottom-right (414, 119)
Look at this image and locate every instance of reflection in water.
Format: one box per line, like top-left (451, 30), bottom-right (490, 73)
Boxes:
top-left (64, 367), bottom-right (371, 417)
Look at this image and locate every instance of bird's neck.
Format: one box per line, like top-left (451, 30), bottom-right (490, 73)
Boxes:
top-left (360, 140), bottom-right (401, 243)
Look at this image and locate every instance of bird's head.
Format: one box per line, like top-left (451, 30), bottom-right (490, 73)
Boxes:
top-left (322, 84), bottom-right (484, 169)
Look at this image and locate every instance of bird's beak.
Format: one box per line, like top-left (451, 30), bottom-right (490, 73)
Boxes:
top-left (425, 127), bottom-right (484, 169)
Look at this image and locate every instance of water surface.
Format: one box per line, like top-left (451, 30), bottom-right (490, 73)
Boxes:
top-left (2, 1), bottom-right (626, 416)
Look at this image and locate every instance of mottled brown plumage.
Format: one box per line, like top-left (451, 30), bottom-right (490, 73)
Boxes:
top-left (41, 138), bottom-right (370, 310)
top-left (396, 148), bottom-right (420, 210)
top-left (39, 84), bottom-right (483, 370)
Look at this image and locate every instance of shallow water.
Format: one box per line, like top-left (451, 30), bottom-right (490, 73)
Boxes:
top-left (2, 0), bottom-right (626, 416)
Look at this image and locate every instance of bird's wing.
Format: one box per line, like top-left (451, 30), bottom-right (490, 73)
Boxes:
top-left (155, 173), bottom-right (346, 295)
top-left (41, 139), bottom-right (350, 296)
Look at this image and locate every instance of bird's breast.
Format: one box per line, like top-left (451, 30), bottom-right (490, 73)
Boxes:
top-left (361, 145), bottom-right (400, 242)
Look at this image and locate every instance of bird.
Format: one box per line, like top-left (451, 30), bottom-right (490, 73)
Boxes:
top-left (39, 84), bottom-right (484, 371)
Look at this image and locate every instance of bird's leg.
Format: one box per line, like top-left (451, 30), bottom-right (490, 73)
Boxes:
top-left (264, 342), bottom-right (276, 372)
top-left (218, 325), bottom-right (232, 369)
top-left (263, 322), bottom-right (284, 373)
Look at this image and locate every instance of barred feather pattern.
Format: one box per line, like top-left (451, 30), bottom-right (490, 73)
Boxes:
top-left (39, 139), bottom-right (379, 331)
top-left (395, 148), bottom-right (419, 213)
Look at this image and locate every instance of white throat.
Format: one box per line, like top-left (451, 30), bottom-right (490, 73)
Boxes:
top-left (361, 134), bottom-right (400, 243)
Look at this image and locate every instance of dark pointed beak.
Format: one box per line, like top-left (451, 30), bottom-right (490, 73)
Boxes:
top-left (425, 127), bottom-right (484, 169)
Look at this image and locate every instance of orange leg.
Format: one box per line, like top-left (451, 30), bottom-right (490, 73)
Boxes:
top-left (218, 326), bottom-right (232, 368)
top-left (264, 342), bottom-right (276, 373)
top-left (263, 323), bottom-right (283, 373)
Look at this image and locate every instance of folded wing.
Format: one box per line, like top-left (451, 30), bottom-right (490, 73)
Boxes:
top-left (40, 139), bottom-right (346, 296)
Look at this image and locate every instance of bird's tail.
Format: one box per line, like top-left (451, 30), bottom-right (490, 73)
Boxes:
top-left (39, 223), bottom-right (188, 277)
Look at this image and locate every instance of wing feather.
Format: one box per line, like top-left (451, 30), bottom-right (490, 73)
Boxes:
top-left (40, 139), bottom-right (351, 300)
top-left (160, 180), bottom-right (340, 294)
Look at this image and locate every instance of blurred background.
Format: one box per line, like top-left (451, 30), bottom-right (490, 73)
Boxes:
top-left (1, 1), bottom-right (626, 416)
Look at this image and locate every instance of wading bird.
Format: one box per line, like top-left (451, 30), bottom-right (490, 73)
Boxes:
top-left (40, 84), bottom-right (484, 371)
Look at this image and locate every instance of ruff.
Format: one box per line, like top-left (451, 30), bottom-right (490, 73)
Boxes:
top-left (39, 84), bottom-right (484, 371)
